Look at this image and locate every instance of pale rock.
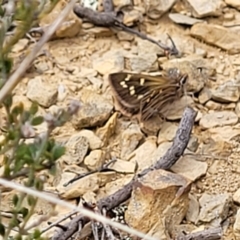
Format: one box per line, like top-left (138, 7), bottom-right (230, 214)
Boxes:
top-left (234, 208), bottom-right (240, 238)
top-left (120, 123), bottom-right (143, 159)
top-left (113, 0), bottom-right (132, 8)
top-left (55, 172), bottom-right (77, 193)
top-left (40, 0), bottom-right (82, 39)
top-left (72, 89), bottom-right (113, 129)
top-left (60, 173), bottom-right (100, 199)
top-left (122, 9), bottom-right (143, 26)
top-left (235, 102), bottom-right (240, 118)
top-left (186, 194), bottom-right (200, 224)
top-left (233, 188), bottom-right (240, 204)
top-left (129, 53), bottom-right (158, 72)
top-left (198, 88), bottom-right (212, 104)
top-left (117, 31), bottom-right (134, 41)
top-left (152, 142), bottom-right (172, 163)
top-left (205, 100), bottom-right (222, 110)
top-left (79, 67), bottom-right (98, 78)
top-left (12, 39), bottom-right (29, 53)
top-left (107, 159), bottom-right (136, 173)
top-left (92, 51), bottom-right (124, 75)
top-left (27, 77), bottom-right (58, 107)
top-left (186, 0), bottom-right (224, 18)
top-left (187, 135), bottom-right (199, 152)
top-left (211, 81), bottom-right (239, 103)
top-left (78, 130), bottom-right (103, 149)
top-left (125, 169), bottom-right (190, 238)
top-left (157, 122), bottom-right (178, 144)
top-left (197, 193), bottom-right (231, 225)
top-left (84, 150), bottom-right (105, 171)
top-left (130, 137), bottom-right (157, 172)
top-left (169, 13), bottom-right (205, 25)
top-left (144, 0), bottom-right (177, 19)
top-left (225, 0), bottom-right (240, 10)
top-left (137, 38), bottom-right (165, 56)
top-left (61, 134), bottom-right (89, 165)
top-left (199, 111), bottom-right (238, 129)
top-left (190, 23), bottom-right (240, 54)
top-left (171, 155), bottom-right (208, 181)
top-left (96, 112), bottom-right (118, 146)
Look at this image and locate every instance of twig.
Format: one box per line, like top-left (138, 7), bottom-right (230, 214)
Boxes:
top-left (176, 227), bottom-right (222, 240)
top-left (0, 0), bottom-right (77, 103)
top-left (73, 4), bottom-right (179, 56)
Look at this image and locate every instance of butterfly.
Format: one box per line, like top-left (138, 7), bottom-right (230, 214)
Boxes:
top-left (108, 68), bottom-right (188, 121)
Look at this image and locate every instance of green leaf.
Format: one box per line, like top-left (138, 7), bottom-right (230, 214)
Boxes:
top-left (0, 223), bottom-right (5, 236)
top-left (33, 229), bottom-right (41, 238)
top-left (12, 194), bottom-right (19, 207)
top-left (31, 116), bottom-right (44, 126)
top-left (3, 95), bottom-right (12, 109)
top-left (11, 103), bottom-right (24, 117)
top-left (29, 102), bottom-right (39, 115)
top-left (27, 195), bottom-right (36, 206)
top-left (20, 207), bottom-right (29, 218)
top-left (52, 145), bottom-right (65, 161)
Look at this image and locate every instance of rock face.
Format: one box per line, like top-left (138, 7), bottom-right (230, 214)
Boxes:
top-left (125, 169), bottom-right (191, 239)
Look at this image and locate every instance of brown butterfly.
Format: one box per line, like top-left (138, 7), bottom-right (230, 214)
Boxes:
top-left (108, 68), bottom-right (188, 121)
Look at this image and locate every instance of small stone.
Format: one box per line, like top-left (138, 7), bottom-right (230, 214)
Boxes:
top-left (197, 193), bottom-right (231, 225)
top-left (199, 111), bottom-right (238, 129)
top-left (129, 54), bottom-right (158, 72)
top-left (233, 188), bottom-right (240, 204)
top-left (12, 39), bottom-right (29, 53)
top-left (84, 150), bottom-right (105, 171)
top-left (107, 159), bottom-right (136, 173)
top-left (198, 88), bottom-right (212, 104)
top-left (186, 194), bottom-right (200, 224)
top-left (169, 13), bottom-right (205, 25)
top-left (61, 134), bottom-right (89, 165)
top-left (78, 130), bottom-right (103, 149)
top-left (186, 0), bottom-right (224, 18)
top-left (117, 31), bottom-right (134, 41)
top-left (145, 0), bottom-right (177, 19)
top-left (225, 0), bottom-right (240, 10)
top-left (211, 81), bottom-right (239, 103)
top-left (171, 155), bottom-right (208, 181)
top-left (120, 123), bottom-right (143, 159)
top-left (27, 77), bottom-right (58, 107)
top-left (130, 137), bottom-right (157, 172)
top-left (157, 122), bottom-right (178, 144)
top-left (190, 23), bottom-right (240, 54)
top-left (72, 89), bottom-right (113, 129)
top-left (92, 50), bottom-right (124, 75)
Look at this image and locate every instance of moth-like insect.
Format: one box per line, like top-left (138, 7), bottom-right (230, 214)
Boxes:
top-left (108, 68), bottom-right (188, 121)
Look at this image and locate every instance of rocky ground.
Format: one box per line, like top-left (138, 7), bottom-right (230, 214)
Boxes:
top-left (3, 0), bottom-right (240, 239)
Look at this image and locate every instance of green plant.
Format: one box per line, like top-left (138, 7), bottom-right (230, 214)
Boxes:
top-left (0, 1), bottom-right (80, 239)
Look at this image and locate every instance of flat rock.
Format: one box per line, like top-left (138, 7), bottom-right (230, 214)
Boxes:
top-left (129, 137), bottom-right (157, 172)
top-left (145, 0), bottom-right (177, 19)
top-left (84, 149), bottom-right (105, 171)
top-left (125, 169), bottom-right (190, 238)
top-left (78, 130), bottom-right (103, 149)
top-left (199, 111), bottom-right (238, 129)
top-left (60, 134), bottom-right (89, 165)
top-left (197, 193), bottom-right (231, 225)
top-left (120, 123), bottom-right (143, 159)
top-left (72, 89), bottom-right (113, 129)
top-left (211, 81), bottom-right (240, 103)
top-left (198, 87), bottom-right (212, 104)
top-left (233, 188), bottom-right (240, 204)
top-left (169, 13), bottom-right (205, 25)
top-left (171, 155), bottom-right (208, 181)
top-left (186, 194), bottom-right (200, 224)
top-left (92, 50), bottom-right (124, 75)
top-left (186, 0), bottom-right (224, 18)
top-left (106, 159), bottom-right (136, 173)
top-left (157, 122), bottom-right (178, 144)
top-left (225, 0), bottom-right (240, 10)
top-left (190, 23), bottom-right (240, 54)
top-left (27, 77), bottom-right (58, 107)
